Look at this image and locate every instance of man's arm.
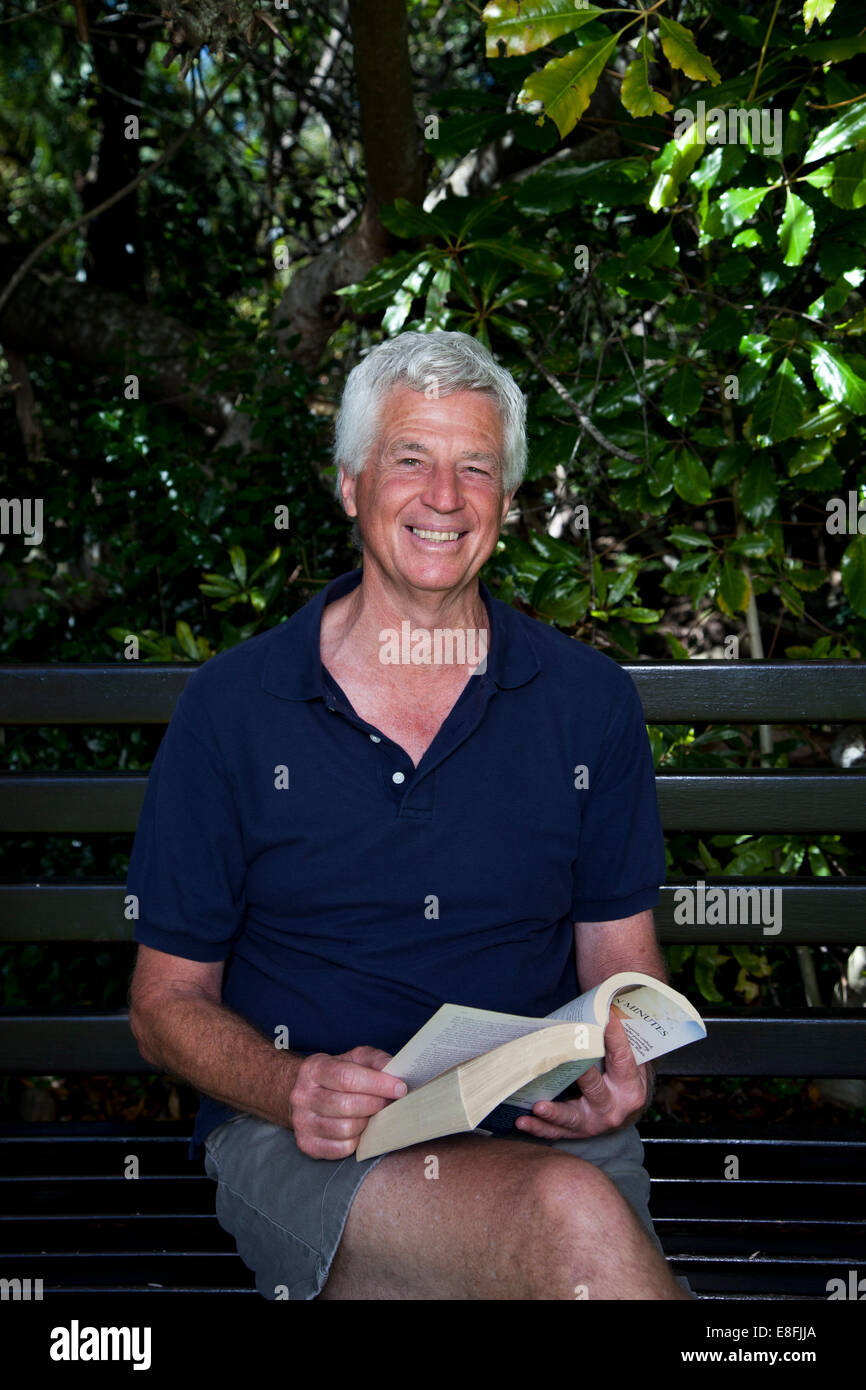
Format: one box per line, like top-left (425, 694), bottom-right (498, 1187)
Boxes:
top-left (129, 945), bottom-right (302, 1128)
top-left (514, 909), bottom-right (666, 1140)
top-left (573, 908), bottom-right (668, 991)
top-left (128, 944), bottom-right (406, 1157)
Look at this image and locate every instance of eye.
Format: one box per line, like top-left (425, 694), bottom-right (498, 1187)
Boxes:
top-left (400, 457), bottom-right (422, 466)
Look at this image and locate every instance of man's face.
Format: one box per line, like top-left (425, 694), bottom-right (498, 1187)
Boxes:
top-left (340, 385), bottom-right (514, 596)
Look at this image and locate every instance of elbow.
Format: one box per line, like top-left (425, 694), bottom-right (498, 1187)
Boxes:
top-left (128, 1002), bottom-right (162, 1069)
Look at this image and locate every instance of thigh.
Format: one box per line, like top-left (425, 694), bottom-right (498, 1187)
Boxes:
top-left (319, 1129), bottom-right (654, 1300)
top-left (203, 1113), bottom-right (390, 1301)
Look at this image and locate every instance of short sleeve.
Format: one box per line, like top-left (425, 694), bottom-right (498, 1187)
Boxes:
top-left (570, 672), bottom-right (666, 921)
top-left (127, 687), bottom-right (247, 962)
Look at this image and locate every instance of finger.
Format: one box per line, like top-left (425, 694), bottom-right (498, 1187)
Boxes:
top-left (316, 1057), bottom-right (408, 1100)
top-left (529, 1098), bottom-right (593, 1131)
top-left (345, 1046), bottom-right (395, 1072)
top-left (514, 1109), bottom-right (593, 1141)
top-left (307, 1112), bottom-right (369, 1140)
top-left (309, 1086), bottom-right (391, 1120)
top-left (574, 1066), bottom-right (611, 1106)
top-left (300, 1134), bottom-right (359, 1160)
top-left (602, 1013), bottom-right (640, 1078)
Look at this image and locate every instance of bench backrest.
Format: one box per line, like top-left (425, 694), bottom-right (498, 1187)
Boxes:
top-left (1, 660), bottom-right (865, 1078)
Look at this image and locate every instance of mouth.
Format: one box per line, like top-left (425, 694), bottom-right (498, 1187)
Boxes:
top-left (405, 525), bottom-right (468, 546)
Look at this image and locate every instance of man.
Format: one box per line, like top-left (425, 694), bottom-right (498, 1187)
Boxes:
top-left (128, 330), bottom-right (692, 1300)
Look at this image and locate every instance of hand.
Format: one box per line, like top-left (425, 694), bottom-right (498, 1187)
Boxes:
top-left (514, 1012), bottom-right (651, 1141)
top-left (289, 1045), bottom-right (407, 1159)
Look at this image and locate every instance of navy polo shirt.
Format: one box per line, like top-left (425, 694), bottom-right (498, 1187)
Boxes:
top-left (128, 568), bottom-right (665, 1158)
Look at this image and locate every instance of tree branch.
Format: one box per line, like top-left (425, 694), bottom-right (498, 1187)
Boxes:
top-left (522, 346), bottom-right (641, 463)
top-left (0, 59), bottom-right (246, 319)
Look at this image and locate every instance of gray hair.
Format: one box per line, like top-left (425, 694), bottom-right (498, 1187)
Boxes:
top-left (332, 330), bottom-right (527, 503)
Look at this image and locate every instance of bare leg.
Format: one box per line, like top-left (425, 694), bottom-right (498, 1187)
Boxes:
top-left (319, 1134), bottom-right (690, 1300)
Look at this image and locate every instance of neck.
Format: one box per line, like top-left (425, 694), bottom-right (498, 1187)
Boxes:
top-left (326, 565), bottom-right (490, 679)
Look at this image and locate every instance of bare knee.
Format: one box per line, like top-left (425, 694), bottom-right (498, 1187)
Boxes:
top-left (528, 1154), bottom-right (626, 1238)
top-left (521, 1154), bottom-right (674, 1299)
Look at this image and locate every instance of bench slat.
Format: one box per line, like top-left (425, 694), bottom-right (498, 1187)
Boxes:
top-left (2, 660), bottom-right (866, 723)
top-left (2, 879), bottom-right (864, 943)
top-left (3, 769), bottom-right (865, 832)
top-left (0, 1012), bottom-right (862, 1075)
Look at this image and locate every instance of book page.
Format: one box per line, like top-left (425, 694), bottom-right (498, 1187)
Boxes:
top-left (508, 973), bottom-right (706, 1104)
top-left (606, 986), bottom-right (705, 1062)
top-left (383, 1004), bottom-right (586, 1090)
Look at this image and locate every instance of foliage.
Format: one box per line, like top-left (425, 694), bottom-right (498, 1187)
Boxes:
top-left (1, 0), bottom-right (864, 1059)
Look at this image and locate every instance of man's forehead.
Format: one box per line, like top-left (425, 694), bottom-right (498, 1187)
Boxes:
top-left (376, 387), bottom-right (504, 451)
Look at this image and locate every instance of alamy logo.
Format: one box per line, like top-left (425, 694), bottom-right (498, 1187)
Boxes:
top-left (0, 497), bottom-right (43, 545)
top-left (379, 621), bottom-right (488, 672)
top-left (49, 1320), bottom-right (152, 1370)
top-left (673, 100), bottom-right (782, 157)
top-left (0, 1276), bottom-right (43, 1299)
top-left (673, 879), bottom-right (782, 936)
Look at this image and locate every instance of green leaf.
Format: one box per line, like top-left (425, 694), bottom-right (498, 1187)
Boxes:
top-left (620, 52), bottom-right (673, 118)
top-left (666, 633), bottom-right (691, 660)
top-left (668, 526), bottom-right (713, 548)
top-left (803, 96), bottom-right (866, 165)
top-left (657, 16), bottom-right (721, 84)
top-left (729, 533), bottom-right (773, 557)
top-left (778, 189), bottom-right (815, 267)
top-left (717, 560), bottom-right (751, 615)
top-left (649, 120), bottom-right (706, 211)
top-left (513, 158), bottom-right (649, 215)
top-left (608, 606), bottom-right (662, 623)
top-left (229, 546), bottom-right (247, 585)
top-left (379, 198), bottom-right (451, 239)
top-left (199, 573), bottom-right (241, 596)
top-left (828, 150), bottom-right (866, 209)
top-left (795, 400), bottom-right (852, 438)
top-left (694, 945), bottom-right (728, 1003)
top-left (788, 437), bottom-right (832, 476)
top-left (518, 34), bottom-right (619, 139)
top-left (809, 344), bottom-right (866, 413)
top-left (698, 839), bottom-right (722, 872)
top-left (800, 36), bottom-right (866, 62)
top-left (673, 451), bottom-right (713, 504)
top-left (661, 367), bottom-right (702, 426)
top-left (750, 361), bottom-right (806, 441)
top-left (531, 569), bottom-right (591, 625)
top-left (803, 0), bottom-right (836, 33)
top-left (841, 534), bottom-right (866, 615)
top-left (471, 238), bottom-right (562, 277)
top-left (717, 186), bottom-right (771, 233)
top-left (175, 621), bottom-right (200, 661)
top-left (739, 333), bottom-right (775, 369)
top-left (483, 0), bottom-right (604, 57)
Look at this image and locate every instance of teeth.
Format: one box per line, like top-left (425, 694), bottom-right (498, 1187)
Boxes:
top-left (411, 528), bottom-right (461, 541)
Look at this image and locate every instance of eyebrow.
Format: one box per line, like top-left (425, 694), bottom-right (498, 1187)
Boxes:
top-left (387, 439), bottom-right (500, 465)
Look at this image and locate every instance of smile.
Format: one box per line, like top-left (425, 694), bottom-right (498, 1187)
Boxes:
top-left (407, 527), bottom-right (465, 543)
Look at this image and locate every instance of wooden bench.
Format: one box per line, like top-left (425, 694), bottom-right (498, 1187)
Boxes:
top-left (1, 659), bottom-right (864, 1298)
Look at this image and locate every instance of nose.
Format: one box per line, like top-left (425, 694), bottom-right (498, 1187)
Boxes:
top-left (419, 463), bottom-right (463, 514)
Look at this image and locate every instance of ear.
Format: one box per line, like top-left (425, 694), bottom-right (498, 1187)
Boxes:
top-left (500, 488), bottom-right (517, 526)
top-left (339, 467), bottom-right (358, 518)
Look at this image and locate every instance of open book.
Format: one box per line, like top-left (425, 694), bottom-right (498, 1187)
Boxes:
top-left (356, 972), bottom-right (706, 1161)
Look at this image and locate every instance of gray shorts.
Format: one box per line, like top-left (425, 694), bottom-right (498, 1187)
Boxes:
top-left (203, 1114), bottom-right (691, 1299)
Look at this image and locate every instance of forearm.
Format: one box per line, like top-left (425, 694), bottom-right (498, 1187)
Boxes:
top-left (573, 911), bottom-right (667, 1119)
top-left (130, 992), bottom-right (303, 1130)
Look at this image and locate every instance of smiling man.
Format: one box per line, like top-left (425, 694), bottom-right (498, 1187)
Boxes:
top-left (127, 330), bottom-right (692, 1300)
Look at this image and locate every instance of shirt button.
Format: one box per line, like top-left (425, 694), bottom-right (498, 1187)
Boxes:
top-left (370, 734), bottom-right (381, 743)
top-left (392, 771), bottom-right (405, 785)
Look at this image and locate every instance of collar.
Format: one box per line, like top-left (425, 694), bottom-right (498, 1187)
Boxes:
top-left (261, 567), bottom-right (539, 701)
